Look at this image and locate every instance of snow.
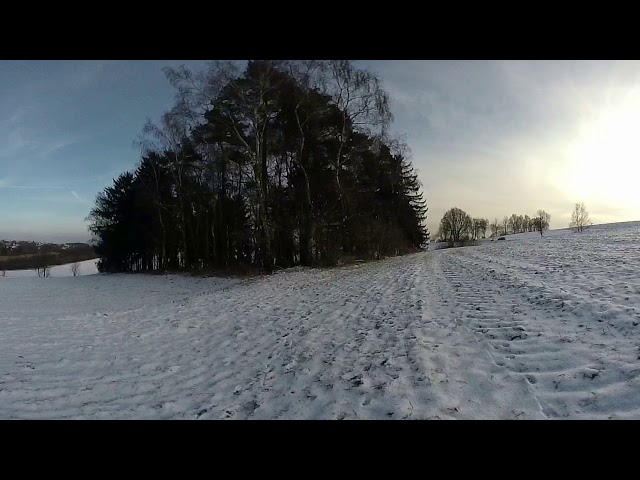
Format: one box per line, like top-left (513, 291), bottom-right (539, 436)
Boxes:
top-left (2, 258), bottom-right (99, 278)
top-left (1, 222), bottom-right (639, 419)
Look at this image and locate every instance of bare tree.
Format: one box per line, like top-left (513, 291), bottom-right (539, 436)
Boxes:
top-left (323, 60), bottom-right (392, 251)
top-left (472, 218), bottom-right (480, 240)
top-left (570, 202), bottom-right (590, 232)
top-left (36, 265), bottom-right (50, 277)
top-left (70, 262), bottom-right (80, 276)
top-left (508, 214), bottom-right (518, 234)
top-left (502, 216), bottom-right (509, 236)
top-left (36, 265), bottom-right (49, 277)
top-left (490, 218), bottom-right (500, 238)
top-left (533, 209), bottom-right (551, 236)
top-left (481, 218), bottom-right (489, 239)
top-left (471, 218), bottom-right (489, 240)
top-left (162, 61), bottom-right (240, 130)
top-left (141, 112), bottom-right (193, 269)
top-left (440, 207), bottom-right (473, 244)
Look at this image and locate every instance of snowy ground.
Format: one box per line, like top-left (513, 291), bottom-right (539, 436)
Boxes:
top-left (2, 258), bottom-right (99, 278)
top-left (1, 222), bottom-right (639, 419)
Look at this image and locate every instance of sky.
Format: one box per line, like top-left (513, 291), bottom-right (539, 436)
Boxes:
top-left (1, 60), bottom-right (640, 242)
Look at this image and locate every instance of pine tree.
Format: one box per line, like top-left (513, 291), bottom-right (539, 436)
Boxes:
top-left (88, 61), bottom-right (429, 273)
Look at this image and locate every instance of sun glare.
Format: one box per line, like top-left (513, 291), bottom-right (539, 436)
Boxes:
top-left (567, 96), bottom-right (640, 213)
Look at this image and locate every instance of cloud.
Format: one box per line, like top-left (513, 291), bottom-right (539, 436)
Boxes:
top-left (0, 104), bottom-right (84, 168)
top-left (0, 182), bottom-right (88, 206)
top-left (0, 115), bottom-right (88, 194)
top-left (362, 61), bottom-right (640, 233)
top-left (0, 125), bottom-right (36, 159)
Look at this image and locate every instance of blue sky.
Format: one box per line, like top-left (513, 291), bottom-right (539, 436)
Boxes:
top-left (2, 60), bottom-right (640, 242)
top-left (0, 60), bottom-right (208, 242)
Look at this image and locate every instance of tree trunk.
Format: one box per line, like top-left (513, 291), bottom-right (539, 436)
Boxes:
top-left (299, 163), bottom-right (314, 266)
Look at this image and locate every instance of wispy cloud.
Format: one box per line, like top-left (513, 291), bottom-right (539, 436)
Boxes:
top-left (0, 101), bottom-right (89, 167)
top-left (0, 181), bottom-right (88, 206)
top-left (70, 190), bottom-right (84, 202)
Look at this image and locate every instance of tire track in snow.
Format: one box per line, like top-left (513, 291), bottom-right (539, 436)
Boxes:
top-left (438, 246), bottom-right (640, 419)
top-left (6, 230), bottom-right (638, 420)
top-left (0, 252), bottom-right (544, 419)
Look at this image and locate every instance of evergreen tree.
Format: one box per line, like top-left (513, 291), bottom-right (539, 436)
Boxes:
top-left (88, 60), bottom-right (429, 273)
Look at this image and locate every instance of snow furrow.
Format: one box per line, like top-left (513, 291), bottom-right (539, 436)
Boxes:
top-left (1, 222), bottom-right (638, 419)
top-left (437, 229), bottom-right (640, 419)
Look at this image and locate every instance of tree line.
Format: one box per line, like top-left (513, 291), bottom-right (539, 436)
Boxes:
top-left (88, 60), bottom-right (429, 273)
top-left (0, 243), bottom-right (95, 272)
top-left (437, 201), bottom-right (595, 245)
top-left (437, 208), bottom-right (552, 243)
top-left (435, 209), bottom-right (488, 243)
top-left (487, 211), bottom-right (550, 237)
top-left (0, 240), bottom-right (91, 256)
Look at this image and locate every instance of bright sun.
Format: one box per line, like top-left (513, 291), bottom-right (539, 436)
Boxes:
top-left (567, 97), bottom-right (640, 213)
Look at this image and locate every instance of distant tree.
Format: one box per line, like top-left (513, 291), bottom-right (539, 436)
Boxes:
top-left (70, 262), bottom-right (80, 276)
top-left (508, 214), bottom-right (518, 234)
top-left (523, 214), bottom-right (530, 233)
top-left (569, 202), bottom-right (590, 232)
top-left (502, 216), bottom-right (509, 236)
top-left (533, 209), bottom-right (551, 236)
top-left (37, 265), bottom-right (50, 277)
top-left (471, 218), bottom-right (488, 239)
top-left (489, 218), bottom-right (500, 238)
top-left (472, 218), bottom-right (482, 240)
top-left (35, 260), bottom-right (46, 277)
top-left (480, 218), bottom-right (488, 239)
top-left (440, 208), bottom-right (473, 243)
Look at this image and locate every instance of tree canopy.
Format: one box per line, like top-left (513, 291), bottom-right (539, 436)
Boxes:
top-left (88, 60), bottom-right (429, 273)
top-left (438, 207), bottom-right (473, 243)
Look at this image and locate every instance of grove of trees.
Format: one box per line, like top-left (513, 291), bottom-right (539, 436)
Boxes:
top-left (487, 211), bottom-right (549, 237)
top-left (437, 207), bottom-right (555, 244)
top-left (436, 208), bottom-right (487, 243)
top-left (88, 60), bottom-right (429, 273)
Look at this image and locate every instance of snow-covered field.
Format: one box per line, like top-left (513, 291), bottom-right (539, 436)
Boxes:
top-left (1, 222), bottom-right (639, 419)
top-left (2, 258), bottom-right (99, 278)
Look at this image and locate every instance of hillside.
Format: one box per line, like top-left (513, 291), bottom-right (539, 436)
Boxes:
top-left (0, 240), bottom-right (95, 271)
top-left (1, 221), bottom-right (639, 419)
